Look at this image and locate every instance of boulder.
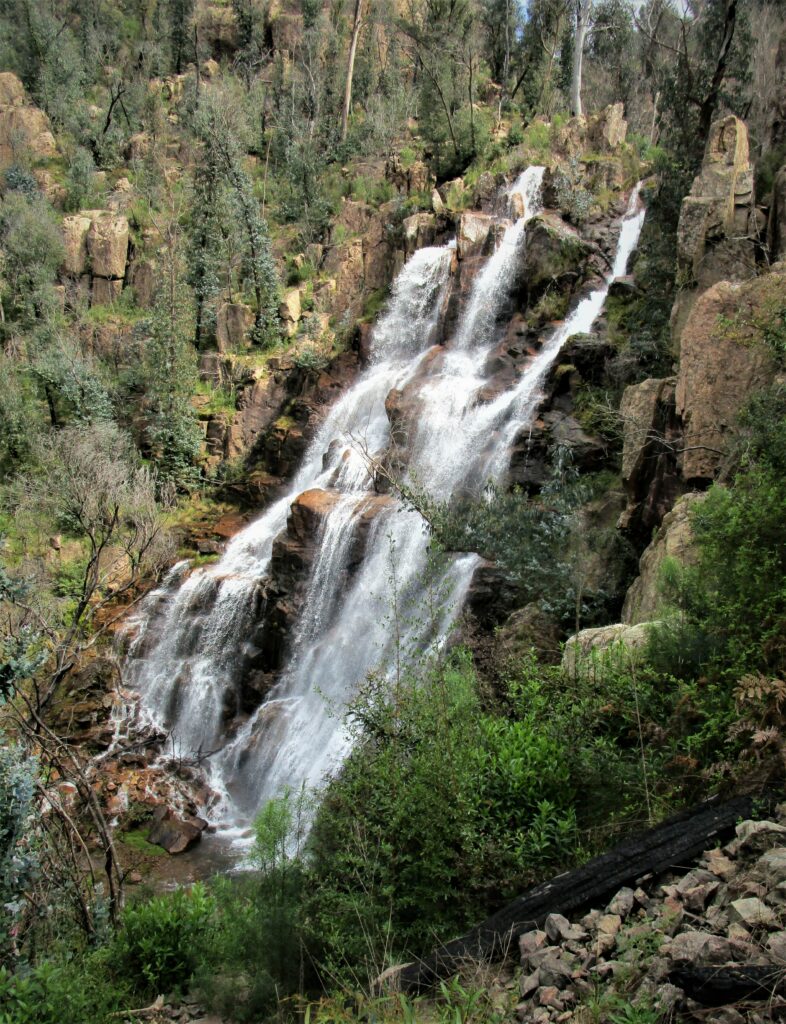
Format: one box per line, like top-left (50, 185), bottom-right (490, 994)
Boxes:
top-left (675, 275), bottom-right (780, 483)
top-left (128, 259), bottom-right (156, 308)
top-left (618, 376), bottom-right (683, 543)
top-left (519, 213), bottom-right (589, 295)
top-left (216, 302), bottom-right (253, 351)
top-left (622, 492), bottom-right (706, 625)
top-left (0, 72), bottom-right (57, 167)
top-left (86, 211), bottom-right (130, 279)
top-left (385, 154), bottom-right (434, 195)
top-left (496, 604), bottom-right (563, 665)
top-left (677, 115), bottom-right (755, 289)
top-left (148, 806), bottom-right (207, 854)
top-left (91, 277), bottom-right (123, 305)
top-left (457, 211), bottom-right (495, 260)
top-left (562, 622), bottom-right (653, 682)
top-left (61, 214), bottom-right (93, 277)
top-left (279, 288), bottom-right (301, 336)
top-left (194, 0), bottom-right (240, 55)
top-left (588, 102), bottom-right (628, 151)
top-left (403, 212), bottom-right (437, 255)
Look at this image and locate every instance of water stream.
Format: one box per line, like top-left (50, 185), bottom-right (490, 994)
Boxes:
top-left (126, 169), bottom-right (645, 836)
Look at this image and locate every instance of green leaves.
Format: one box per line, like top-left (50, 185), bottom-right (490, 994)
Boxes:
top-left (116, 883), bottom-right (215, 997)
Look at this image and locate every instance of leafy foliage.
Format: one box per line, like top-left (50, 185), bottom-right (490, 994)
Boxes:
top-left (116, 883), bottom-right (214, 997)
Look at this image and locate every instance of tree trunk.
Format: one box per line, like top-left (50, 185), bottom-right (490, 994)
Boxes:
top-left (398, 794), bottom-right (753, 991)
top-left (570, 0), bottom-right (592, 117)
top-left (697, 0), bottom-right (739, 143)
top-left (340, 0), bottom-right (364, 143)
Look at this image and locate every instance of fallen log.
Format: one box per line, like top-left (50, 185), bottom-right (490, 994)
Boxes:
top-left (669, 966), bottom-right (786, 1006)
top-left (398, 794), bottom-right (753, 991)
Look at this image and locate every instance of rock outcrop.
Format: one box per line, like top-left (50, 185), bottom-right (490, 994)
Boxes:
top-left (618, 377), bottom-right (683, 542)
top-left (561, 622), bottom-right (653, 682)
top-left (622, 492), bottom-right (705, 625)
top-left (61, 209), bottom-right (130, 305)
top-left (216, 301), bottom-right (253, 351)
top-left (551, 103), bottom-right (628, 158)
top-left (518, 213), bottom-right (591, 299)
top-left (0, 71), bottom-right (57, 168)
top-left (675, 275), bottom-right (779, 484)
top-left (676, 116), bottom-right (756, 293)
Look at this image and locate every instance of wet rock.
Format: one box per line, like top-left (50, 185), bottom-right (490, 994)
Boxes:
top-left (518, 213), bottom-right (589, 297)
top-left (403, 212), bottom-right (437, 255)
top-left (457, 212), bottom-right (495, 260)
top-left (148, 807), bottom-right (207, 854)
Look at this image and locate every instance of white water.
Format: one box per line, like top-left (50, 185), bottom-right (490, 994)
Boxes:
top-left (127, 169), bottom-right (644, 832)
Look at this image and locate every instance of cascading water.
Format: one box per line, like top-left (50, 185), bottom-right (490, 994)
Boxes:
top-left (127, 167), bottom-right (645, 835)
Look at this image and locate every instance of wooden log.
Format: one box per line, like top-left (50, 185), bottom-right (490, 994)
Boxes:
top-left (670, 966), bottom-right (785, 1006)
top-left (398, 794), bottom-right (753, 991)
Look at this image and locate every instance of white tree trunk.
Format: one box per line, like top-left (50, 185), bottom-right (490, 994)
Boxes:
top-left (340, 0), bottom-right (364, 143)
top-left (570, 0), bottom-right (592, 117)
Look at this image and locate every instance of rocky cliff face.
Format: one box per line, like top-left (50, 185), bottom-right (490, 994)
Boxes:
top-left (565, 113), bottom-right (786, 674)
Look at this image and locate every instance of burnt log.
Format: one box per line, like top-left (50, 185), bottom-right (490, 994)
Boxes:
top-left (669, 966), bottom-right (785, 1007)
top-left (398, 794), bottom-right (753, 991)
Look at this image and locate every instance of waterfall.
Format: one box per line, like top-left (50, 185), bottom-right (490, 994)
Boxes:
top-left (126, 170), bottom-right (645, 836)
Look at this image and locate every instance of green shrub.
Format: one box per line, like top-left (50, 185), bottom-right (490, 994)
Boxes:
top-left (0, 957), bottom-right (126, 1024)
top-left (196, 793), bottom-right (309, 1022)
top-left (305, 651), bottom-right (579, 984)
top-left (115, 883), bottom-right (214, 997)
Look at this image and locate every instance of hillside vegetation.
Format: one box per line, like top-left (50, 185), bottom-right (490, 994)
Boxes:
top-left (1, 1), bottom-right (786, 1022)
